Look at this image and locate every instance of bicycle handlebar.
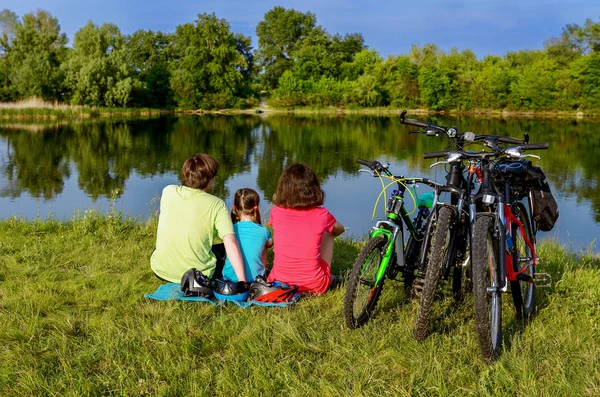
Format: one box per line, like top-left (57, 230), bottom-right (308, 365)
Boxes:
top-left (521, 143), bottom-right (548, 150)
top-left (401, 110), bottom-right (532, 146)
top-left (356, 157), bottom-right (390, 175)
top-left (400, 110), bottom-right (446, 133)
top-left (356, 158), bottom-right (444, 189)
top-left (423, 151), bottom-right (449, 159)
top-left (423, 141), bottom-right (549, 162)
top-left (488, 136), bottom-right (526, 145)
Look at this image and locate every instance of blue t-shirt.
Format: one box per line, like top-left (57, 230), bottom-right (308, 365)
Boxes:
top-left (223, 221), bottom-right (272, 282)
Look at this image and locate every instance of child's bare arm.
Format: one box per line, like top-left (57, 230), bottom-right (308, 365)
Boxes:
top-left (332, 221), bottom-right (345, 236)
top-left (223, 234), bottom-right (246, 282)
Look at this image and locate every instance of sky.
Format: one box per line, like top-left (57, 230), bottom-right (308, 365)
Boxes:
top-left (3, 0), bottom-right (599, 58)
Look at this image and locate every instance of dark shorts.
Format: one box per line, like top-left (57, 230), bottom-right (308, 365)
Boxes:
top-left (152, 243), bottom-right (227, 282)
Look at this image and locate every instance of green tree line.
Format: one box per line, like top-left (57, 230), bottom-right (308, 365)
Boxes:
top-left (0, 7), bottom-right (599, 111)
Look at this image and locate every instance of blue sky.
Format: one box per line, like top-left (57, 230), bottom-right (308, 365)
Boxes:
top-left (5, 0), bottom-right (599, 58)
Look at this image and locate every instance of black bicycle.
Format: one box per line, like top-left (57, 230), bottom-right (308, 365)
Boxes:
top-left (343, 159), bottom-right (442, 329)
top-left (400, 111), bottom-right (478, 341)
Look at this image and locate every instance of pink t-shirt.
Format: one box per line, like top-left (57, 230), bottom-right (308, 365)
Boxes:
top-left (267, 206), bottom-right (337, 294)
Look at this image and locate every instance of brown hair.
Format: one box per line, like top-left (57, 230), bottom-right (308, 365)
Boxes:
top-left (231, 188), bottom-right (262, 224)
top-left (272, 163), bottom-right (325, 209)
top-left (180, 153), bottom-right (219, 190)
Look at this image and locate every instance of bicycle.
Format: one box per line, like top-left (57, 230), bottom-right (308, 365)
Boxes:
top-left (399, 111), bottom-right (476, 340)
top-left (343, 158), bottom-right (441, 329)
top-left (427, 138), bottom-right (551, 362)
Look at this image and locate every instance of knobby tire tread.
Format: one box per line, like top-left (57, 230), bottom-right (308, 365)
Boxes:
top-left (343, 236), bottom-right (387, 329)
top-left (414, 206), bottom-right (454, 341)
top-left (472, 216), bottom-right (502, 363)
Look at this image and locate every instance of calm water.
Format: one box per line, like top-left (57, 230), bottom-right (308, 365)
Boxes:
top-left (1, 115), bottom-right (598, 252)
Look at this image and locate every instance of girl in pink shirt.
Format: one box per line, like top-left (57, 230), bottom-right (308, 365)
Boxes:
top-left (267, 163), bottom-right (345, 294)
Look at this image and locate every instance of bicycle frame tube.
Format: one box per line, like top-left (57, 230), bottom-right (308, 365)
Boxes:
top-left (504, 204), bottom-right (537, 282)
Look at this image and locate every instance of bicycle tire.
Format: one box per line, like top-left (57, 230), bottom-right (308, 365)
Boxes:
top-left (414, 206), bottom-right (454, 341)
top-left (343, 236), bottom-right (388, 329)
top-left (472, 216), bottom-right (502, 362)
top-left (510, 202), bottom-right (536, 317)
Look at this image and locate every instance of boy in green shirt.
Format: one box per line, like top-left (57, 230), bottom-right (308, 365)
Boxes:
top-left (151, 153), bottom-right (246, 283)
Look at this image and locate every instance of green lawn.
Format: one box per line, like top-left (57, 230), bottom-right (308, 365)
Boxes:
top-left (0, 213), bottom-right (598, 396)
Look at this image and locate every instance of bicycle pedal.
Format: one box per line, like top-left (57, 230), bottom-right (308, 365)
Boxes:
top-left (534, 273), bottom-right (552, 288)
top-left (412, 279), bottom-right (425, 299)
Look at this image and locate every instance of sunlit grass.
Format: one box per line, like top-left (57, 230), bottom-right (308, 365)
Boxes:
top-left (0, 98), bottom-right (166, 119)
top-left (0, 214), bottom-right (598, 395)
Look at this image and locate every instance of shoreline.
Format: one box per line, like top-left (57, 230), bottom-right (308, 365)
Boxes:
top-left (0, 106), bottom-right (597, 120)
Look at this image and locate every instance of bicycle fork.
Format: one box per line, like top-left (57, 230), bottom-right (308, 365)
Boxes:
top-left (370, 220), bottom-right (404, 287)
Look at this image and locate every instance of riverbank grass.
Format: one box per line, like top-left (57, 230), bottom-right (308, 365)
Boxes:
top-left (0, 98), bottom-right (164, 119)
top-left (0, 214), bottom-right (598, 395)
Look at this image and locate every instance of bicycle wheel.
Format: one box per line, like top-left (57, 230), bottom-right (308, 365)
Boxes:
top-left (414, 206), bottom-right (453, 341)
top-left (510, 202), bottom-right (536, 317)
top-left (472, 216), bottom-right (502, 362)
top-left (343, 236), bottom-right (388, 329)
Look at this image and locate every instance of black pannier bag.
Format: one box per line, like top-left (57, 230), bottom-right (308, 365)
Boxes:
top-left (525, 163), bottom-right (559, 232)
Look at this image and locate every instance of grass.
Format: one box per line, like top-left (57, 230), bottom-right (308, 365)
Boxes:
top-left (0, 98), bottom-right (166, 119)
top-left (0, 213), bottom-right (599, 396)
top-left (3, 98), bottom-right (599, 120)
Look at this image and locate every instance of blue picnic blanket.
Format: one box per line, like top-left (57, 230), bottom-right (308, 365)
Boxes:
top-left (144, 283), bottom-right (300, 308)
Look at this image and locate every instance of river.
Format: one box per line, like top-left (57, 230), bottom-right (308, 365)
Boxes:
top-left (0, 114), bottom-right (598, 252)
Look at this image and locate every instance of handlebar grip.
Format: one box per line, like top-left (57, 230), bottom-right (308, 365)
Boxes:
top-left (521, 142), bottom-right (549, 150)
top-left (401, 118), bottom-right (430, 129)
top-left (356, 158), bottom-right (372, 167)
top-left (423, 151), bottom-right (448, 159)
top-left (496, 136), bottom-right (525, 144)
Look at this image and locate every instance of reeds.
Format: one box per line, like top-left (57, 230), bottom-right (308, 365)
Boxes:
top-left (0, 97), bottom-right (166, 119)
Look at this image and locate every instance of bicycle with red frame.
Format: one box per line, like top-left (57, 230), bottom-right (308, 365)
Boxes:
top-left (428, 137), bottom-right (555, 362)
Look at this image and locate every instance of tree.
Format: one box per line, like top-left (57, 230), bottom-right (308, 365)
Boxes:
top-left (510, 55), bottom-right (557, 110)
top-left (62, 21), bottom-right (140, 106)
top-left (470, 56), bottom-right (513, 109)
top-left (419, 66), bottom-right (452, 110)
top-left (0, 9), bottom-right (18, 89)
top-left (169, 13), bottom-right (250, 109)
top-left (125, 29), bottom-right (173, 107)
top-left (545, 18), bottom-right (600, 64)
top-left (7, 9), bottom-right (67, 100)
top-left (339, 48), bottom-right (382, 81)
top-left (578, 52), bottom-right (600, 109)
top-left (256, 6), bottom-right (316, 90)
top-left (378, 55), bottom-right (420, 108)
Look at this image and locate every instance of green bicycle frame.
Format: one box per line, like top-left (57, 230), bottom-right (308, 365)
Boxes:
top-left (370, 227), bottom-right (396, 286)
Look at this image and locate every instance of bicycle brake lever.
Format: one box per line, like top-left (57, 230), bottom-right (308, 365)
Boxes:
top-left (429, 161), bottom-right (448, 169)
top-left (358, 169), bottom-right (377, 177)
top-left (521, 154), bottom-right (540, 160)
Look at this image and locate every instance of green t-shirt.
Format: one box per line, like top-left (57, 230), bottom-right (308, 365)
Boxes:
top-left (150, 185), bottom-right (234, 282)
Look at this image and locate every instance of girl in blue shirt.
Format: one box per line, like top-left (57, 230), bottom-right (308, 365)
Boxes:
top-left (222, 188), bottom-right (273, 282)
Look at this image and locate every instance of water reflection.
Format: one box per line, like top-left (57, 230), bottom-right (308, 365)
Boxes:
top-left (0, 115), bottom-right (598, 251)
